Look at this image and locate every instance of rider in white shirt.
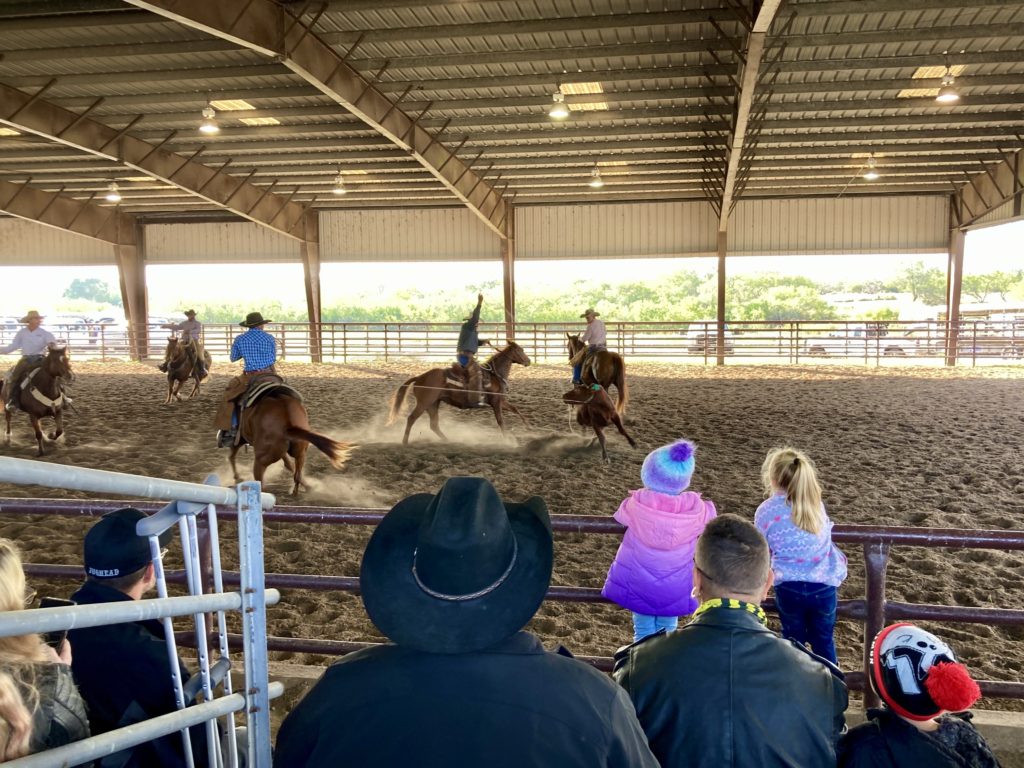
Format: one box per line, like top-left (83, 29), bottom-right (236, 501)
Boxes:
top-left (572, 308), bottom-right (607, 385)
top-left (2, 310), bottom-right (56, 409)
top-left (159, 309), bottom-right (208, 378)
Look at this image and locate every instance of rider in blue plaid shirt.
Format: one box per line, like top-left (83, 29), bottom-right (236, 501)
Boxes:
top-left (215, 311), bottom-right (277, 447)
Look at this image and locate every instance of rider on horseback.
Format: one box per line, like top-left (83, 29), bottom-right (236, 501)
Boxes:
top-left (215, 311), bottom-right (277, 448)
top-left (158, 309), bottom-right (207, 378)
top-left (457, 293), bottom-right (489, 407)
top-left (571, 308), bottom-right (607, 385)
top-left (1, 310), bottom-right (56, 411)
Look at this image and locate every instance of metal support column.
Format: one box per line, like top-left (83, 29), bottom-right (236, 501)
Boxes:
top-left (945, 228), bottom-right (965, 367)
top-left (115, 219), bottom-right (148, 361)
top-left (301, 212), bottom-right (323, 363)
top-left (862, 542), bottom-right (890, 709)
top-left (501, 203), bottom-right (516, 342)
top-left (716, 229), bottom-right (727, 366)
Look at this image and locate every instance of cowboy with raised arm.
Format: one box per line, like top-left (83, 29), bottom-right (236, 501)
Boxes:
top-left (1, 310), bottom-right (56, 411)
top-left (571, 308), bottom-right (607, 385)
top-left (456, 293), bottom-right (490, 406)
top-left (159, 309), bottom-right (207, 378)
top-left (214, 311), bottom-right (277, 448)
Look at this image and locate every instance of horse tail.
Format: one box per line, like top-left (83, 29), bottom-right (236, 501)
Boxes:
top-left (286, 427), bottom-right (354, 470)
top-left (615, 359), bottom-right (629, 415)
top-left (387, 376), bottom-right (417, 425)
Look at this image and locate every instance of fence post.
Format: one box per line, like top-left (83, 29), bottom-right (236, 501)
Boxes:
top-left (862, 541), bottom-right (891, 708)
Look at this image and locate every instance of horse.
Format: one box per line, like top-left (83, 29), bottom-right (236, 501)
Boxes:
top-left (566, 333), bottom-right (628, 414)
top-left (163, 336), bottom-right (212, 404)
top-left (388, 342), bottom-right (531, 445)
top-left (1, 343), bottom-right (73, 456)
top-left (228, 381), bottom-right (354, 495)
top-left (562, 383), bottom-right (637, 463)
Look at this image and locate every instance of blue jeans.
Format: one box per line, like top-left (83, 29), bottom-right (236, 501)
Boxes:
top-left (632, 613), bottom-right (678, 643)
top-left (773, 581), bottom-right (838, 664)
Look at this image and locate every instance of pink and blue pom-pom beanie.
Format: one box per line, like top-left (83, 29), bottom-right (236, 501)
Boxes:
top-left (640, 439), bottom-right (697, 494)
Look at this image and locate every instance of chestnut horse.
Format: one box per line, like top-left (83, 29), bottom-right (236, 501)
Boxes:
top-left (1, 343), bottom-right (73, 456)
top-left (388, 342), bottom-right (531, 445)
top-left (566, 333), bottom-right (628, 414)
top-left (163, 337), bottom-right (212, 403)
top-left (563, 383), bottom-right (637, 463)
top-left (229, 383), bottom-right (353, 495)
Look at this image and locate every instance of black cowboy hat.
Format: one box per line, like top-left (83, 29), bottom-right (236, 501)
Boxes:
top-left (183, 309), bottom-right (196, 317)
top-left (360, 477), bottom-right (553, 654)
top-left (240, 311), bottom-right (271, 328)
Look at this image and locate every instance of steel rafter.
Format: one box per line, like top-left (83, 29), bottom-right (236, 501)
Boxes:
top-left (0, 82), bottom-right (311, 239)
top-left (0, 176), bottom-right (135, 244)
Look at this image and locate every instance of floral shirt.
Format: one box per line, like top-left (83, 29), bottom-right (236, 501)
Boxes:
top-left (754, 493), bottom-right (847, 587)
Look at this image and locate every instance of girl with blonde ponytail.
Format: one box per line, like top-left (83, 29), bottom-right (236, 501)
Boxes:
top-left (754, 448), bottom-right (847, 664)
top-left (0, 539), bottom-right (88, 759)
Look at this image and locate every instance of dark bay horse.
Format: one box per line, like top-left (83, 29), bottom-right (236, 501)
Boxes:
top-left (567, 333), bottom-right (628, 414)
top-left (1, 343), bottom-right (73, 456)
top-left (229, 384), bottom-right (353, 495)
top-left (563, 383), bottom-right (637, 463)
top-left (388, 342), bottom-right (531, 445)
top-left (163, 337), bottom-right (212, 403)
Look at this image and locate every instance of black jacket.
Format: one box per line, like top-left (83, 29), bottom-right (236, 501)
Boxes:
top-left (838, 708), bottom-right (1002, 768)
top-left (25, 662), bottom-right (90, 754)
top-left (614, 605), bottom-right (848, 768)
top-left (274, 631), bottom-right (659, 768)
top-left (69, 580), bottom-right (209, 768)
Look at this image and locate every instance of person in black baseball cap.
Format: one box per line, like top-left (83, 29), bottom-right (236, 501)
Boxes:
top-left (274, 477), bottom-right (658, 768)
top-left (69, 508), bottom-right (210, 767)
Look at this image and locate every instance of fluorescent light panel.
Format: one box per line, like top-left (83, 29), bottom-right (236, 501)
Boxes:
top-left (559, 82), bottom-right (608, 111)
top-left (911, 64), bottom-right (965, 79)
top-left (209, 99), bottom-right (256, 111)
top-left (239, 117), bottom-right (281, 126)
top-left (0, 127), bottom-right (21, 136)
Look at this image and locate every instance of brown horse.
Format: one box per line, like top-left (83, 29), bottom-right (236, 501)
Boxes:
top-left (562, 383), bottom-right (637, 463)
top-left (163, 337), bottom-right (212, 403)
top-left (229, 383), bottom-right (353, 495)
top-left (388, 342), bottom-right (531, 445)
top-left (1, 343), bottom-right (73, 456)
top-left (567, 333), bottom-right (628, 414)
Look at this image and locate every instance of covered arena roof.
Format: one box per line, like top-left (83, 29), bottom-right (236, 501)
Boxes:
top-left (0, 0), bottom-right (1021, 229)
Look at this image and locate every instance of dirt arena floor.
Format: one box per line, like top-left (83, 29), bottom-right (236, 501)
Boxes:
top-left (2, 358), bottom-right (1023, 720)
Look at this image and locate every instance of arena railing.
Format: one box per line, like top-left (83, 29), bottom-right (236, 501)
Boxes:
top-left (0, 458), bottom-right (281, 768)
top-left (3, 498), bottom-right (1023, 710)
top-left (7, 318), bottom-right (1019, 366)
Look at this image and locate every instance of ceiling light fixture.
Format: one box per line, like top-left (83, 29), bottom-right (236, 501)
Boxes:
top-left (332, 171), bottom-right (347, 196)
top-left (589, 167), bottom-right (605, 188)
top-left (199, 103), bottom-right (220, 134)
top-left (548, 92), bottom-right (570, 120)
top-left (104, 182), bottom-right (122, 202)
top-left (862, 155), bottom-right (880, 181)
top-left (936, 53), bottom-right (960, 104)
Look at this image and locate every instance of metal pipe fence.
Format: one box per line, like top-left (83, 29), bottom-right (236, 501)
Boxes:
top-left (3, 319), bottom-right (1022, 365)
top-left (3, 498), bottom-right (1022, 707)
top-left (0, 461), bottom-right (278, 767)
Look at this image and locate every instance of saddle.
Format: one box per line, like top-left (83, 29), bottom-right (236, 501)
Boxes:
top-left (241, 374), bottom-right (302, 409)
top-left (10, 366), bottom-right (69, 412)
top-left (444, 363), bottom-right (493, 391)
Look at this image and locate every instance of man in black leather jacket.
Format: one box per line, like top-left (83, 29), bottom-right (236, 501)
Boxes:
top-left (614, 513), bottom-right (848, 768)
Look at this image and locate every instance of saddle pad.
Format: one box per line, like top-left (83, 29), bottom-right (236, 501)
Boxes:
top-left (243, 377), bottom-right (302, 408)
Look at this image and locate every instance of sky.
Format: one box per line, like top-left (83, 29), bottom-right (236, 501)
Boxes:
top-left (0, 218), bottom-right (1020, 317)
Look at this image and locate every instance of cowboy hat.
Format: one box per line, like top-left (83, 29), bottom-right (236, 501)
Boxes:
top-left (360, 477), bottom-right (553, 654)
top-left (239, 311), bottom-right (271, 327)
top-left (580, 308), bottom-right (600, 318)
top-left (20, 310), bottom-right (44, 323)
top-left (183, 309), bottom-right (196, 317)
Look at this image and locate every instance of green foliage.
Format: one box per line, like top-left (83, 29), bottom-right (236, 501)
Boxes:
top-left (895, 261), bottom-right (946, 305)
top-left (962, 270), bottom-right (1024, 302)
top-left (858, 307), bottom-right (901, 321)
top-left (63, 278), bottom-right (121, 306)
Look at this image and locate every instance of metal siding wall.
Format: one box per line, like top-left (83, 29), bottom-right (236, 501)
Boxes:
top-left (972, 200), bottom-right (1016, 227)
top-left (0, 218), bottom-right (113, 265)
top-left (516, 202), bottom-right (715, 259)
top-left (320, 208), bottom-right (500, 262)
top-left (145, 222), bottom-right (300, 263)
top-left (730, 196), bottom-right (948, 254)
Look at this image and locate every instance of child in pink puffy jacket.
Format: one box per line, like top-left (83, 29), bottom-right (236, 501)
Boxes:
top-left (602, 439), bottom-right (718, 642)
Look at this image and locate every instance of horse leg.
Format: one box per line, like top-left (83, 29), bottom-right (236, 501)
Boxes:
top-left (290, 442), bottom-right (308, 496)
top-left (610, 412), bottom-right (637, 448)
top-left (189, 372), bottom-right (200, 399)
top-left (403, 395), bottom-right (429, 445)
top-left (164, 378), bottom-right (174, 405)
top-left (48, 409), bottom-right (64, 442)
top-left (281, 453), bottom-right (294, 472)
top-left (30, 414), bottom-right (45, 456)
top-left (490, 397), bottom-right (506, 436)
top-left (502, 398), bottom-right (530, 428)
top-left (593, 425), bottom-right (609, 463)
top-left (229, 445), bottom-right (243, 484)
top-left (427, 402), bottom-right (448, 441)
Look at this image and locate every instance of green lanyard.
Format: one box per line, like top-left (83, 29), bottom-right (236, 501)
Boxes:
top-left (693, 597), bottom-right (768, 627)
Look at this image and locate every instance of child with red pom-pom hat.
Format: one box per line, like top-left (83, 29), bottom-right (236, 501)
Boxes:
top-left (838, 623), bottom-right (1001, 767)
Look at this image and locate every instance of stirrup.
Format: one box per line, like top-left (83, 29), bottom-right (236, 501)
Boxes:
top-left (217, 429), bottom-right (235, 448)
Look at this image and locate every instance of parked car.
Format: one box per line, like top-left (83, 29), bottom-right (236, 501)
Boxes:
top-left (801, 324), bottom-right (915, 357)
top-left (685, 322), bottom-right (735, 355)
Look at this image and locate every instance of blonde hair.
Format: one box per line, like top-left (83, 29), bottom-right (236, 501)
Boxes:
top-left (761, 447), bottom-right (824, 536)
top-left (0, 539), bottom-right (48, 760)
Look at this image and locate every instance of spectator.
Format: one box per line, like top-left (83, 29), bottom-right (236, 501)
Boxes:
top-left (0, 538), bottom-right (89, 760)
top-left (602, 438), bottom-right (717, 642)
top-left (274, 477), bottom-right (658, 768)
top-left (755, 446), bottom-right (847, 664)
top-left (614, 514), bottom-right (848, 768)
top-left (69, 508), bottom-right (209, 768)
top-left (838, 623), bottom-right (1000, 767)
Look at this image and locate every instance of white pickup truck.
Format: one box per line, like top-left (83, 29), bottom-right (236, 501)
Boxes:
top-left (800, 324), bottom-right (915, 357)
